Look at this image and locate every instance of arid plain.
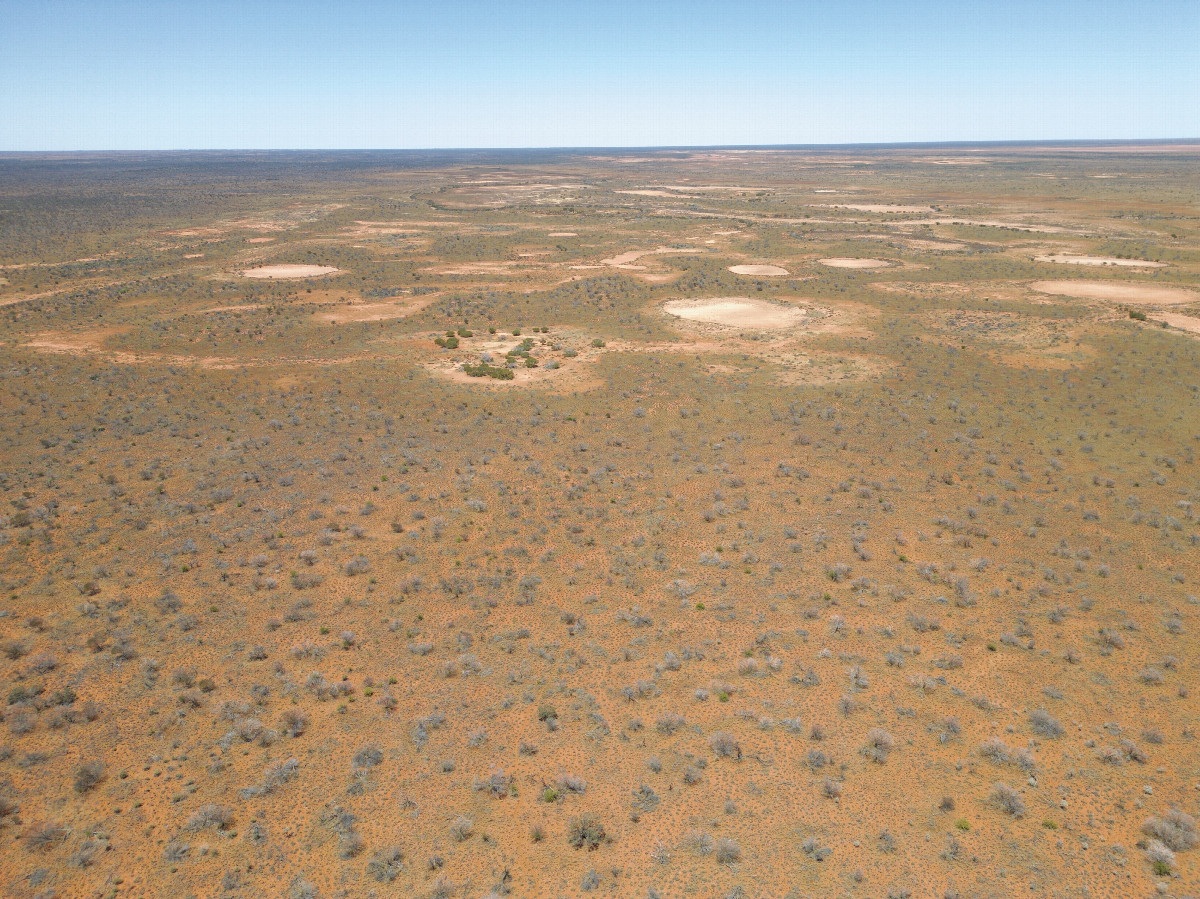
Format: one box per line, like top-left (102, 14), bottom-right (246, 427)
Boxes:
top-left (0, 145), bottom-right (1198, 899)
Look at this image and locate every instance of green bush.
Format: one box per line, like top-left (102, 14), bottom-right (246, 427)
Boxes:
top-left (463, 363), bottom-right (513, 380)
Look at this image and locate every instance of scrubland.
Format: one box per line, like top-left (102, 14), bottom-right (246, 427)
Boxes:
top-left (0, 145), bottom-right (1198, 899)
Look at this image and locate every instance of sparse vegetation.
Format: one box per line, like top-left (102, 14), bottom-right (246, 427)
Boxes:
top-left (0, 147), bottom-right (1193, 898)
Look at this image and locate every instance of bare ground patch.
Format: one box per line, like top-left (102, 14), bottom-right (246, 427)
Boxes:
top-left (601, 246), bottom-right (706, 269)
top-left (241, 264), bottom-right (340, 279)
top-left (820, 257), bottom-right (892, 269)
top-left (813, 203), bottom-right (935, 213)
top-left (1034, 254), bottom-right (1167, 268)
top-left (1031, 280), bottom-right (1199, 305)
top-left (660, 295), bottom-right (875, 341)
top-left (663, 297), bottom-right (808, 329)
top-left (728, 264), bottom-right (789, 276)
top-left (1149, 310), bottom-right (1200, 337)
top-left (616, 189), bottom-right (697, 198)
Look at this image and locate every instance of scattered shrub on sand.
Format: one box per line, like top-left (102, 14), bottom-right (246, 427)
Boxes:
top-left (1029, 709), bottom-right (1063, 737)
top-left (655, 712), bottom-right (686, 735)
top-left (715, 837), bottom-right (742, 864)
top-left (567, 814), bottom-right (606, 850)
top-left (450, 816), bottom-right (473, 842)
top-left (1142, 809), bottom-right (1197, 852)
top-left (73, 760), bottom-right (105, 793)
top-left (366, 846), bottom-right (405, 882)
top-left (991, 782), bottom-right (1025, 817)
top-left (25, 821), bottom-right (69, 851)
top-left (862, 728), bottom-right (895, 763)
top-left (710, 730), bottom-right (742, 759)
top-left (186, 803), bottom-right (233, 831)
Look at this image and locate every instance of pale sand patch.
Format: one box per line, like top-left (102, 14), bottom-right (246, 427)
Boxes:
top-left (911, 218), bottom-right (1081, 234)
top-left (1030, 280), bottom-right (1199, 305)
top-left (814, 203), bottom-right (934, 213)
top-left (241, 264), bottom-right (340, 279)
top-left (548, 232), bottom-right (577, 237)
top-left (202, 304), bottom-right (263, 314)
top-left (652, 185), bottom-right (756, 192)
top-left (820, 258), bottom-right (891, 269)
top-left (713, 230), bottom-right (741, 235)
top-left (353, 220), bottom-right (460, 227)
top-left (915, 157), bottom-right (990, 165)
top-left (616, 189), bottom-right (695, 198)
top-left (663, 297), bottom-right (807, 329)
top-left (602, 247), bottom-right (705, 268)
top-left (434, 261), bottom-right (529, 275)
top-left (729, 264), bottom-right (789, 276)
top-left (184, 253), bottom-right (204, 259)
top-left (1151, 311), bottom-right (1200, 335)
top-left (246, 237), bottom-right (276, 244)
top-left (899, 238), bottom-right (967, 251)
top-left (1034, 254), bottom-right (1167, 268)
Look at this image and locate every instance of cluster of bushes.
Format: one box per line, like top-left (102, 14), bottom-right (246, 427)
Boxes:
top-left (504, 337), bottom-right (540, 369)
top-left (463, 363), bottom-right (514, 380)
top-left (435, 328), bottom-right (475, 348)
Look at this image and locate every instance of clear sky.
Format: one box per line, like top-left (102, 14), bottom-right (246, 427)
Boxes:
top-left (2, 0), bottom-right (1198, 150)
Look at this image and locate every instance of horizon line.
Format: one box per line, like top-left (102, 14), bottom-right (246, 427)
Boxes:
top-left (3, 138), bottom-right (1200, 157)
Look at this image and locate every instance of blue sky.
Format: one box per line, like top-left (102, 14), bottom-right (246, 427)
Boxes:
top-left (2, 0), bottom-right (1197, 149)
